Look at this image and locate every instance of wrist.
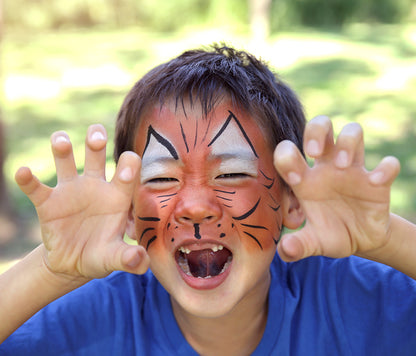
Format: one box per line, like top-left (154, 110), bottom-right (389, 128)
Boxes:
top-left (36, 245), bottom-right (91, 292)
top-left (356, 213), bottom-right (397, 262)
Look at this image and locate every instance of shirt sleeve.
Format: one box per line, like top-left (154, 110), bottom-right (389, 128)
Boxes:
top-left (0, 272), bottom-right (147, 356)
top-left (333, 256), bottom-right (416, 355)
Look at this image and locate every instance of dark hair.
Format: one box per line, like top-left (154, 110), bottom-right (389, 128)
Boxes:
top-left (114, 44), bottom-right (305, 162)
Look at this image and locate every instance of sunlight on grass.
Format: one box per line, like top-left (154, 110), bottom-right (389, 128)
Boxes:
top-left (1, 24), bottom-right (416, 262)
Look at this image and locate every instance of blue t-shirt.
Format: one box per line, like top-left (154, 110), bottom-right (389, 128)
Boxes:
top-left (1, 254), bottom-right (416, 355)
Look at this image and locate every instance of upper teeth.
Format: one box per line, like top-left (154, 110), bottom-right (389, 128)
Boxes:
top-left (178, 245), bottom-right (224, 254)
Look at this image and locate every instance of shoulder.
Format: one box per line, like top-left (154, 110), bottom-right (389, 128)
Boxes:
top-left (0, 270), bottom-right (164, 355)
top-left (272, 252), bottom-right (414, 287)
top-left (270, 253), bottom-right (416, 311)
top-left (267, 253), bottom-right (416, 355)
top-left (61, 270), bottom-right (153, 305)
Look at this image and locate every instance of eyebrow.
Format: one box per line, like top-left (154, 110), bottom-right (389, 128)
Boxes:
top-left (209, 150), bottom-right (258, 176)
top-left (140, 155), bottom-right (181, 183)
top-left (208, 151), bottom-right (258, 162)
top-left (141, 155), bottom-right (179, 167)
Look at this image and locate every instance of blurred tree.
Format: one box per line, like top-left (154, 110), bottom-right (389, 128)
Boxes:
top-left (0, 0), bottom-right (6, 217)
top-left (0, 0), bottom-right (17, 245)
top-left (249, 0), bottom-right (272, 42)
top-left (3, 0), bottom-right (415, 32)
top-left (0, 119), bottom-right (9, 214)
top-left (0, 0), bottom-right (8, 215)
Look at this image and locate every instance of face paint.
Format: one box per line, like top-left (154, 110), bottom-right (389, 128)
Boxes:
top-left (131, 99), bottom-right (287, 318)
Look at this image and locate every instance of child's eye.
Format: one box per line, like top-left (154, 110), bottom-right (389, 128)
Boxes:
top-left (146, 177), bottom-right (179, 184)
top-left (216, 173), bottom-right (251, 179)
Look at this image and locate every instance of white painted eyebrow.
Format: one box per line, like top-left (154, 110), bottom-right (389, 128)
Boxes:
top-left (140, 156), bottom-right (180, 183)
top-left (208, 150), bottom-right (257, 162)
top-left (209, 150), bottom-right (258, 175)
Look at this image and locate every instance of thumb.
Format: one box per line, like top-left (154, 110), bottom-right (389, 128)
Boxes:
top-left (105, 242), bottom-right (150, 275)
top-left (277, 229), bottom-right (320, 262)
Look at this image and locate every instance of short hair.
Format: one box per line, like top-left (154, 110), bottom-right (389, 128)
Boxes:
top-left (114, 44), bottom-right (305, 162)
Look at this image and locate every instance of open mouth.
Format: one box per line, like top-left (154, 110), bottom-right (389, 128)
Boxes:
top-left (176, 245), bottom-right (233, 279)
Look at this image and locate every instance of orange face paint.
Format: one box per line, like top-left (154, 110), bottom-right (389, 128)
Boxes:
top-left (130, 99), bottom-right (286, 316)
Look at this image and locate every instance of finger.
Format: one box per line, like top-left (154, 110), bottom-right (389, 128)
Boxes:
top-left (274, 140), bottom-right (309, 186)
top-left (15, 166), bottom-right (52, 207)
top-left (111, 151), bottom-right (141, 194)
top-left (106, 242), bottom-right (150, 274)
top-left (369, 156), bottom-right (400, 186)
top-left (51, 131), bottom-right (77, 183)
top-left (84, 124), bottom-right (107, 179)
top-left (277, 230), bottom-right (320, 262)
top-left (303, 115), bottom-right (334, 159)
top-left (334, 123), bottom-right (364, 168)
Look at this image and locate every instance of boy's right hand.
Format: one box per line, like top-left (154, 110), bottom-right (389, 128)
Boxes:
top-left (15, 124), bottom-right (149, 282)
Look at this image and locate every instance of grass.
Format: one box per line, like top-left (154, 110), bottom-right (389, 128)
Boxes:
top-left (1, 23), bottom-right (415, 270)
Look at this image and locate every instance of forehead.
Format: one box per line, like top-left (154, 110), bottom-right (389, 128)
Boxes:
top-left (134, 100), bottom-right (269, 156)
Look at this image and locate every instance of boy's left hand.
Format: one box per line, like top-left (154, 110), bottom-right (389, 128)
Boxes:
top-left (274, 115), bottom-right (401, 262)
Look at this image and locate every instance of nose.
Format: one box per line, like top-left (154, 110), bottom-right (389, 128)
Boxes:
top-left (174, 186), bottom-right (222, 226)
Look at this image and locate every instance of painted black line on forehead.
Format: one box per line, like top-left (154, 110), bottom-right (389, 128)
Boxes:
top-left (179, 122), bottom-right (189, 153)
top-left (193, 120), bottom-right (198, 149)
top-left (207, 111), bottom-right (258, 158)
top-left (142, 125), bottom-right (179, 160)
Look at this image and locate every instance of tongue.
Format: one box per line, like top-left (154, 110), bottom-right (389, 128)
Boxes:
top-left (187, 249), bottom-right (231, 278)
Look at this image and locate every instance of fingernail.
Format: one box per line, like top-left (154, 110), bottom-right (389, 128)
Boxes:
top-left (91, 131), bottom-right (105, 141)
top-left (287, 172), bottom-right (301, 185)
top-left (335, 150), bottom-right (349, 168)
top-left (306, 140), bottom-right (320, 156)
top-left (119, 167), bottom-right (133, 182)
top-left (55, 135), bottom-right (69, 143)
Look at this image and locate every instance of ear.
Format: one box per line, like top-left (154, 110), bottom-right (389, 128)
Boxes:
top-left (281, 188), bottom-right (305, 230)
top-left (125, 204), bottom-right (137, 240)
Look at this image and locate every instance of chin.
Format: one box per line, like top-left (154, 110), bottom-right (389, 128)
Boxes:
top-left (171, 282), bottom-right (246, 319)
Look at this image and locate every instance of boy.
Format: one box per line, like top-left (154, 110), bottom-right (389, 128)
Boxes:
top-left (0, 45), bottom-right (415, 355)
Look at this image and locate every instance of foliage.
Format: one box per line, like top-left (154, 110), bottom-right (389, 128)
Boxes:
top-left (4, 0), bottom-right (414, 32)
top-left (1, 24), bottom-right (415, 262)
top-left (4, 0), bottom-right (248, 32)
top-left (270, 0), bottom-right (414, 30)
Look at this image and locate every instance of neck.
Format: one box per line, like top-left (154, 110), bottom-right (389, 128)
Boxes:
top-left (171, 273), bottom-right (270, 356)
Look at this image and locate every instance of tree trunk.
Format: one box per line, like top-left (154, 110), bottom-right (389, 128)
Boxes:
top-left (249, 0), bottom-right (272, 43)
top-left (0, 119), bottom-right (9, 214)
top-left (0, 0), bottom-right (18, 245)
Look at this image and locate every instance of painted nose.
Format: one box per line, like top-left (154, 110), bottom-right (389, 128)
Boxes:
top-left (174, 187), bottom-right (222, 226)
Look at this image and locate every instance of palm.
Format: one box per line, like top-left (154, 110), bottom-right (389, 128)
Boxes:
top-left (15, 125), bottom-right (149, 279)
top-left (274, 116), bottom-right (400, 261)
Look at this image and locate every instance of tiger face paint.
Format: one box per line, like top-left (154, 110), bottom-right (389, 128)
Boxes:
top-left (130, 99), bottom-right (290, 318)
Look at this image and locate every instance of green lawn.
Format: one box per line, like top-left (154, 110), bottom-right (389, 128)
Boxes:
top-left (1, 23), bottom-right (415, 269)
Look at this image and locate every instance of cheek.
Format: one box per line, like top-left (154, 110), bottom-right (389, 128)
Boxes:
top-left (231, 182), bottom-right (284, 253)
top-left (133, 188), bottom-right (174, 251)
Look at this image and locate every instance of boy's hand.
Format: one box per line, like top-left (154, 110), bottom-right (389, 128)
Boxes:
top-left (15, 124), bottom-right (149, 281)
top-left (274, 116), bottom-right (400, 262)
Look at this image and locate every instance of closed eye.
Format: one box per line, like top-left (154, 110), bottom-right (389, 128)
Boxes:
top-left (216, 173), bottom-right (251, 179)
top-left (146, 177), bottom-right (179, 183)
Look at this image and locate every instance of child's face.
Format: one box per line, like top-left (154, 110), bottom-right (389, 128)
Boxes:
top-left (130, 99), bottom-right (291, 317)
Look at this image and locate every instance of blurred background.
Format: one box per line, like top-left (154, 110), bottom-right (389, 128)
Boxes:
top-left (0, 0), bottom-right (415, 271)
